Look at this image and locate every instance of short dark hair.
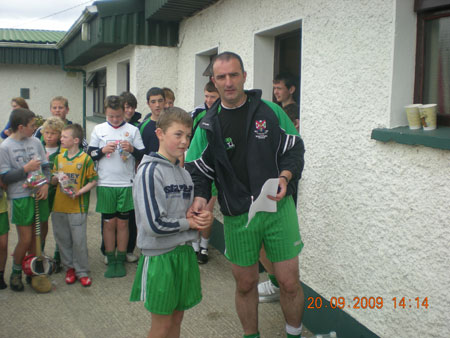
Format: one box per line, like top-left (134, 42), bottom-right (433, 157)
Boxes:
top-left (204, 81), bottom-right (218, 93)
top-left (212, 51), bottom-right (245, 75)
top-left (157, 107), bottom-right (192, 132)
top-left (283, 104), bottom-right (299, 125)
top-left (50, 96), bottom-right (69, 109)
top-left (273, 73), bottom-right (297, 90)
top-left (63, 123), bottom-right (84, 142)
top-left (120, 92), bottom-right (137, 109)
top-left (104, 95), bottom-right (124, 111)
top-left (162, 87), bottom-right (175, 101)
top-left (146, 87), bottom-right (165, 102)
top-left (10, 108), bottom-right (36, 132)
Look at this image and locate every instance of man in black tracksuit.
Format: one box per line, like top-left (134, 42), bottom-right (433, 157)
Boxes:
top-left (185, 52), bottom-right (305, 338)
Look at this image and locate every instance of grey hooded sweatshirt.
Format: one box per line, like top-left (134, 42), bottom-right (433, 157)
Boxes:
top-left (133, 152), bottom-right (198, 256)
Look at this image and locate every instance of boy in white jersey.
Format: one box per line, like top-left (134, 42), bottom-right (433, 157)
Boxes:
top-left (88, 96), bottom-right (145, 278)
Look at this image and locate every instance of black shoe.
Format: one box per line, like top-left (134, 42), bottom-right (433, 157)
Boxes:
top-left (197, 247), bottom-right (208, 264)
top-left (10, 274), bottom-right (24, 292)
top-left (0, 276), bottom-right (6, 290)
top-left (25, 275), bottom-right (32, 285)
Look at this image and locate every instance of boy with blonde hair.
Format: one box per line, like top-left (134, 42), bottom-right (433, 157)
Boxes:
top-left (51, 124), bottom-right (97, 287)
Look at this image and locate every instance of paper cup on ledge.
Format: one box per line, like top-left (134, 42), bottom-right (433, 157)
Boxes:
top-left (405, 104), bottom-right (422, 130)
top-left (419, 104), bottom-right (437, 131)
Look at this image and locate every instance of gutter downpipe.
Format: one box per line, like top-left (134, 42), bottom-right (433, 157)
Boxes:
top-left (58, 49), bottom-right (87, 135)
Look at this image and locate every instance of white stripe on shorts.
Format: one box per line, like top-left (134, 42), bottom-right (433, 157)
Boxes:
top-left (140, 256), bottom-right (149, 301)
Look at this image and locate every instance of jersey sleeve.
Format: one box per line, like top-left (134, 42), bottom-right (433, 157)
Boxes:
top-left (85, 156), bottom-right (98, 182)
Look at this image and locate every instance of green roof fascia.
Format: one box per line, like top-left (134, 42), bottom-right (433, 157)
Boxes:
top-left (61, 11), bottom-right (178, 66)
top-left (145, 0), bottom-right (219, 21)
top-left (0, 28), bottom-right (65, 44)
top-left (0, 46), bottom-right (60, 65)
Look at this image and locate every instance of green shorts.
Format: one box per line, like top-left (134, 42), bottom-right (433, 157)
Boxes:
top-left (224, 196), bottom-right (303, 267)
top-left (11, 197), bottom-right (49, 226)
top-left (130, 245), bottom-right (202, 315)
top-left (96, 186), bottom-right (134, 214)
top-left (0, 212), bottom-right (9, 235)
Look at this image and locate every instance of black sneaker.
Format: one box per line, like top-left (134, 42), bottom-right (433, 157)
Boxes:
top-left (10, 274), bottom-right (24, 292)
top-left (197, 247), bottom-right (208, 264)
top-left (0, 276), bottom-right (6, 290)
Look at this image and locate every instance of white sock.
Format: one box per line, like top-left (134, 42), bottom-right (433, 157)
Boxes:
top-left (192, 240), bottom-right (200, 252)
top-left (200, 236), bottom-right (209, 249)
top-left (286, 323), bottom-right (302, 336)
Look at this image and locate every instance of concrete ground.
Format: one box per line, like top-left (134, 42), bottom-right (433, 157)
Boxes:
top-left (1, 200), bottom-right (312, 338)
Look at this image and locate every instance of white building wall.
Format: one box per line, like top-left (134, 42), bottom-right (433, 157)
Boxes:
top-left (176, 0), bottom-right (450, 337)
top-left (0, 64), bottom-right (83, 129)
top-left (84, 45), bottom-right (178, 142)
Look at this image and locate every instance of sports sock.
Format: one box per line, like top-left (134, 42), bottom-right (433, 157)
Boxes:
top-left (104, 251), bottom-right (116, 278)
top-left (12, 263), bottom-right (22, 275)
top-left (286, 323), bottom-right (302, 337)
top-left (115, 251), bottom-right (127, 277)
top-left (269, 273), bottom-right (280, 288)
top-left (200, 236), bottom-right (209, 249)
top-left (192, 240), bottom-right (200, 252)
top-left (243, 333), bottom-right (260, 338)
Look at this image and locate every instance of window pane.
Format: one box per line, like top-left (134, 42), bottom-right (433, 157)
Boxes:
top-left (424, 16), bottom-right (450, 114)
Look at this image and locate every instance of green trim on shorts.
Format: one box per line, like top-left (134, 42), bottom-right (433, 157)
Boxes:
top-left (96, 186), bottom-right (134, 214)
top-left (11, 197), bottom-right (49, 226)
top-left (130, 245), bottom-right (202, 315)
top-left (0, 212), bottom-right (9, 235)
top-left (223, 196), bottom-right (303, 267)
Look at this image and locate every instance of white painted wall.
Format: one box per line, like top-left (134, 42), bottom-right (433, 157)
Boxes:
top-left (0, 64), bottom-right (83, 130)
top-left (84, 45), bottom-right (178, 142)
top-left (175, 0), bottom-right (450, 337)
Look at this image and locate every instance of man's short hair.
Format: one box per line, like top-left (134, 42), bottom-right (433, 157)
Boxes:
top-left (63, 123), bottom-right (84, 142)
top-left (146, 87), bottom-right (165, 102)
top-left (42, 116), bottom-right (65, 134)
top-left (162, 87), bottom-right (175, 102)
top-left (283, 104), bottom-right (300, 125)
top-left (10, 108), bottom-right (36, 132)
top-left (273, 73), bottom-right (297, 90)
top-left (157, 107), bottom-right (193, 132)
top-left (104, 95), bottom-right (124, 111)
top-left (204, 81), bottom-right (218, 93)
top-left (120, 92), bottom-right (137, 109)
top-left (212, 51), bottom-right (245, 75)
top-left (50, 96), bottom-right (69, 108)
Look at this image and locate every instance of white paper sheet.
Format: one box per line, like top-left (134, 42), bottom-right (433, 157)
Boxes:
top-left (246, 178), bottom-right (279, 227)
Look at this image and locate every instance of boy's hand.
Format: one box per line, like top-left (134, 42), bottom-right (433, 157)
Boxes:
top-left (36, 184), bottom-right (49, 200)
top-left (193, 210), bottom-right (214, 227)
top-left (120, 140), bottom-right (133, 152)
top-left (24, 159), bottom-right (41, 173)
top-left (188, 217), bottom-right (210, 231)
top-left (50, 176), bottom-right (58, 185)
top-left (102, 142), bottom-right (116, 154)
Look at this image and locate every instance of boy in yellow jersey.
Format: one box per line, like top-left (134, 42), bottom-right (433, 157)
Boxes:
top-left (51, 124), bottom-right (97, 287)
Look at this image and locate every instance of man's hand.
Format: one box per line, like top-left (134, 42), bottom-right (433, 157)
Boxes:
top-left (188, 210), bottom-right (213, 231)
top-left (267, 171), bottom-right (292, 201)
top-left (187, 197), bottom-right (208, 217)
top-left (23, 159), bottom-right (41, 173)
top-left (36, 183), bottom-right (49, 200)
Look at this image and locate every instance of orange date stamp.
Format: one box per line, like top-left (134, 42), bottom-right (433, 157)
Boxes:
top-left (307, 296), bottom-right (429, 310)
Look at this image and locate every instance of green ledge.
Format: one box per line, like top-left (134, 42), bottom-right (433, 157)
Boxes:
top-left (371, 126), bottom-right (450, 150)
top-left (209, 218), bottom-right (377, 337)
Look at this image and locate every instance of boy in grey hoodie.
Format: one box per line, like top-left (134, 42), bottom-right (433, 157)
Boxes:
top-left (130, 107), bottom-right (213, 338)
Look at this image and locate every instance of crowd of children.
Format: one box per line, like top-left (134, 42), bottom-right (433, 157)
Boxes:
top-left (0, 74), bottom-right (300, 337)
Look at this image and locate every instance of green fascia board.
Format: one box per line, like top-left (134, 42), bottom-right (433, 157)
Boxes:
top-left (0, 28), bottom-right (65, 44)
top-left (371, 126), bottom-right (450, 150)
top-left (145, 0), bottom-right (219, 21)
top-left (94, 0), bottom-right (144, 18)
top-left (0, 47), bottom-right (60, 65)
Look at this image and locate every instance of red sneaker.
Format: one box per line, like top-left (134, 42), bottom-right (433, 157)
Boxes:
top-left (80, 276), bottom-right (92, 287)
top-left (65, 268), bottom-right (77, 284)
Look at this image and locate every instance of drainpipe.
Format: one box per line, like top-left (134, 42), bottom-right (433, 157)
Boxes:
top-left (58, 49), bottom-right (87, 134)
